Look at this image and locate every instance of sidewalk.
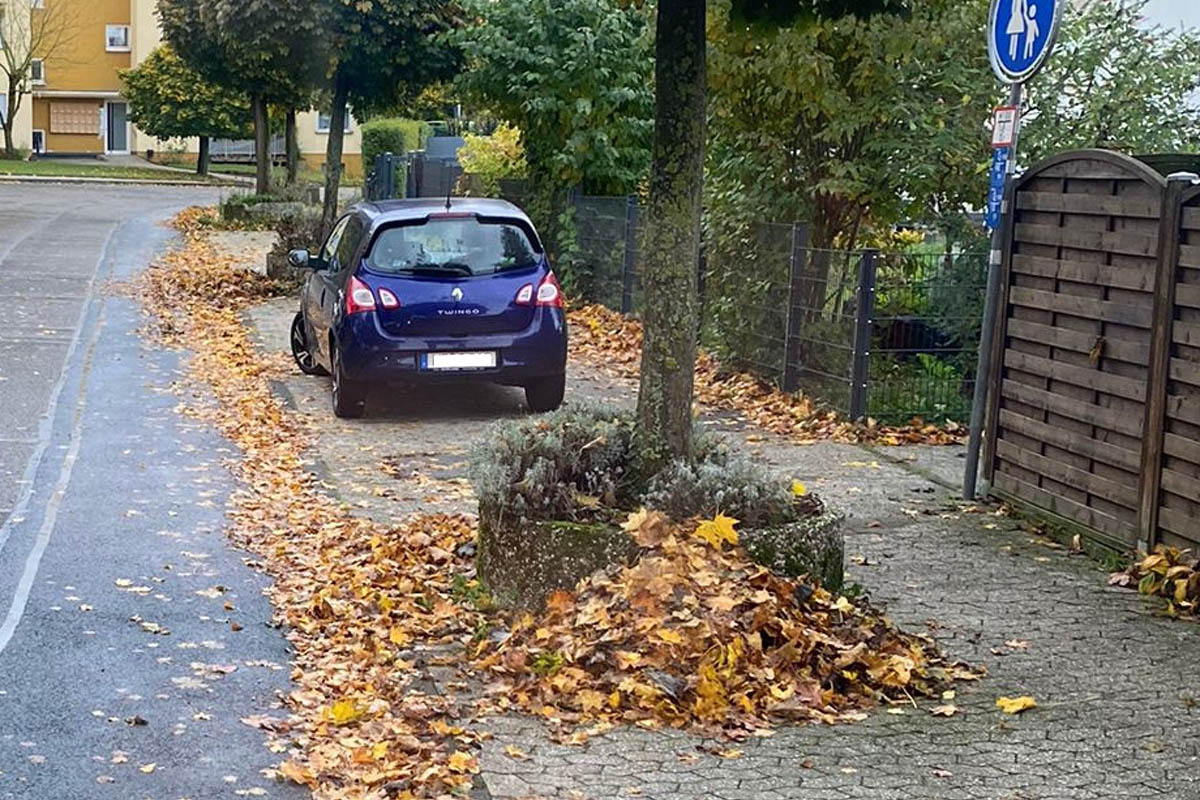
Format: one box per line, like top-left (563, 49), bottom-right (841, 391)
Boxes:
top-left (243, 291), bottom-right (1200, 800)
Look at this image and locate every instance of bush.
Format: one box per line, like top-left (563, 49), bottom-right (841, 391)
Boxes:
top-left (360, 118), bottom-right (431, 168)
top-left (470, 404), bottom-right (635, 526)
top-left (456, 123), bottom-right (527, 196)
top-left (642, 445), bottom-right (800, 529)
top-left (266, 209), bottom-right (323, 280)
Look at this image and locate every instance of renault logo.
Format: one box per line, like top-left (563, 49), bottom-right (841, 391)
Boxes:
top-left (451, 287), bottom-right (463, 302)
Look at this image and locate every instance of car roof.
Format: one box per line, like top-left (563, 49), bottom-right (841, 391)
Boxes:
top-left (357, 197), bottom-right (532, 226)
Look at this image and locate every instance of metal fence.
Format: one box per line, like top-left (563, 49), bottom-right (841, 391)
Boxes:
top-left (562, 195), bottom-right (988, 423)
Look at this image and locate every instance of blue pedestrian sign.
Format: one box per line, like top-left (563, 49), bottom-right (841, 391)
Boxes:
top-left (988, 0), bottom-right (1063, 83)
top-left (986, 148), bottom-right (1010, 230)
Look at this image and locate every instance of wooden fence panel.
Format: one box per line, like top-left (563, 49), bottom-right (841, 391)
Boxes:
top-left (984, 152), bottom-right (1165, 550)
top-left (1152, 186), bottom-right (1200, 548)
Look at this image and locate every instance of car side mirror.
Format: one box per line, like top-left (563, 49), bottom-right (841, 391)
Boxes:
top-left (288, 249), bottom-right (313, 269)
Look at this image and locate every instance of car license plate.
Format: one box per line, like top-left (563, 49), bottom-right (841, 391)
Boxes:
top-left (423, 351), bottom-right (497, 370)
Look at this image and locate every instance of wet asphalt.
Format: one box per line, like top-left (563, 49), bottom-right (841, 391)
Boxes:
top-left (0, 184), bottom-right (307, 800)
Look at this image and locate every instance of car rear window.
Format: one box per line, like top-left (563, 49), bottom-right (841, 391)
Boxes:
top-left (365, 217), bottom-right (538, 276)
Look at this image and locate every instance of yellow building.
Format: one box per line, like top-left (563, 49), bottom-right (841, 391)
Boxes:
top-left (9, 0), bottom-right (361, 175)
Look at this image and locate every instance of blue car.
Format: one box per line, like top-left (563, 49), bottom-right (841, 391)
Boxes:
top-left (288, 198), bottom-right (568, 418)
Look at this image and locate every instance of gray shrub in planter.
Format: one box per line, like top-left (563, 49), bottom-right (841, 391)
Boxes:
top-left (740, 512), bottom-right (846, 593)
top-left (469, 405), bottom-right (638, 607)
top-left (644, 444), bottom-right (845, 591)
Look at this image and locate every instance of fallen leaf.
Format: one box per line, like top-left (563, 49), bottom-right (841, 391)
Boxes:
top-left (995, 695), bottom-right (1037, 715)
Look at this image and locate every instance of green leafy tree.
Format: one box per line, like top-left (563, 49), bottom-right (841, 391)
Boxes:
top-left (451, 0), bottom-right (654, 197)
top-left (319, 0), bottom-right (463, 234)
top-left (1020, 0), bottom-right (1200, 164)
top-left (159, 0), bottom-right (324, 194)
top-left (119, 45), bottom-right (249, 175)
top-left (635, 0), bottom-right (910, 472)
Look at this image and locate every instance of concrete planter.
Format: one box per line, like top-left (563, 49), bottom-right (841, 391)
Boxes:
top-left (476, 514), bottom-right (638, 610)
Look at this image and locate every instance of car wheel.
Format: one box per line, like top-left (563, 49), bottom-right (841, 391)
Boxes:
top-left (290, 312), bottom-right (329, 376)
top-left (331, 343), bottom-right (366, 419)
top-left (524, 373), bottom-right (565, 413)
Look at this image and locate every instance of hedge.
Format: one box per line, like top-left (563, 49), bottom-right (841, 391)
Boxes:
top-left (360, 118), bottom-right (431, 168)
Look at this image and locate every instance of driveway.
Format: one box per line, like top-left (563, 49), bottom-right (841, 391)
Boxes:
top-left (0, 185), bottom-right (304, 800)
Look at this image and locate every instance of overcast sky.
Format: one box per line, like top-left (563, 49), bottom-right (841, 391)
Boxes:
top-left (1141, 0), bottom-right (1200, 30)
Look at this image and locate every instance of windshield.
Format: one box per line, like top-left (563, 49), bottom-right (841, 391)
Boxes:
top-left (365, 218), bottom-right (538, 276)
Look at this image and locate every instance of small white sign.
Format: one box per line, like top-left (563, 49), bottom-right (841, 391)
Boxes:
top-left (992, 106), bottom-right (1019, 148)
top-left (426, 351), bottom-right (496, 370)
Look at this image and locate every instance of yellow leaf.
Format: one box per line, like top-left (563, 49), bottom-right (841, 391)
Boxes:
top-left (139, 763), bottom-right (157, 774)
top-left (791, 479), bottom-right (808, 497)
top-left (503, 745), bottom-right (529, 761)
top-left (695, 513), bottom-right (739, 549)
top-left (447, 750), bottom-right (478, 773)
top-left (657, 628), bottom-right (683, 645)
top-left (388, 626), bottom-right (409, 646)
top-left (328, 698), bottom-right (364, 725)
top-left (995, 695), bottom-right (1036, 714)
top-left (930, 703), bottom-right (959, 717)
top-left (278, 761), bottom-right (314, 786)
top-left (833, 596), bottom-right (856, 614)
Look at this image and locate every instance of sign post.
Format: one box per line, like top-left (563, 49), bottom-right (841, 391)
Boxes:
top-left (964, 0), bottom-right (1064, 500)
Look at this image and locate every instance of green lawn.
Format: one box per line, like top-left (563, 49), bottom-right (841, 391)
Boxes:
top-left (0, 159), bottom-right (219, 183)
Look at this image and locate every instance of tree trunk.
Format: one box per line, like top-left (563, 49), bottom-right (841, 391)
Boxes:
top-left (2, 82), bottom-right (17, 159)
top-left (634, 0), bottom-right (706, 476)
top-left (286, 108), bottom-right (299, 186)
top-left (252, 93), bottom-right (270, 195)
top-left (320, 73), bottom-right (350, 237)
top-left (196, 135), bottom-right (211, 176)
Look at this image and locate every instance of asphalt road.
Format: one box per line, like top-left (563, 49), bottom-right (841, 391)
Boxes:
top-left (0, 184), bottom-right (306, 800)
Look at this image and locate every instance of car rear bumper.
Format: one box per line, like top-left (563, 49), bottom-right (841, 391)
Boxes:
top-left (335, 306), bottom-right (567, 384)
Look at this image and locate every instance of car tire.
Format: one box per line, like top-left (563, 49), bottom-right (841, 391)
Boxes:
top-left (290, 312), bottom-right (329, 376)
top-left (331, 343), bottom-right (367, 419)
top-left (525, 373), bottom-right (565, 413)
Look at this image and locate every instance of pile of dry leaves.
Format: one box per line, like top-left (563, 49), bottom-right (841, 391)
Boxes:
top-left (133, 207), bottom-right (974, 798)
top-left (1110, 546), bottom-right (1200, 617)
top-left (141, 210), bottom-right (489, 798)
top-left (477, 510), bottom-right (977, 737)
top-left (567, 303), bottom-right (964, 446)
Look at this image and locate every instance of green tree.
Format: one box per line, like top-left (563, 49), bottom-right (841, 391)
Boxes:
top-left (634, 0), bottom-right (910, 473)
top-left (119, 45), bottom-right (249, 175)
top-left (451, 0), bottom-right (654, 196)
top-left (159, 0), bottom-right (323, 194)
top-left (1020, 0), bottom-right (1200, 164)
top-left (706, 0), bottom-right (991, 248)
top-left (319, 0), bottom-right (462, 234)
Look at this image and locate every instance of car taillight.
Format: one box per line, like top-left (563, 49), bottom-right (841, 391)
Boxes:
top-left (346, 276), bottom-right (376, 315)
top-left (514, 284), bottom-right (534, 305)
top-left (378, 288), bottom-right (400, 309)
top-left (536, 273), bottom-right (563, 307)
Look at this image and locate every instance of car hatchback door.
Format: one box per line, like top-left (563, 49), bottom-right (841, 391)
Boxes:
top-left (359, 215), bottom-right (544, 337)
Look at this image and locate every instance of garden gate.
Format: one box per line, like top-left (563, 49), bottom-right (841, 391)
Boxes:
top-left (981, 149), bottom-right (1200, 552)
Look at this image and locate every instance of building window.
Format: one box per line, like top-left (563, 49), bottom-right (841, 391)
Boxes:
top-left (30, 59), bottom-right (45, 84)
top-left (105, 25), bottom-right (130, 52)
top-left (0, 94), bottom-right (6, 124)
top-left (50, 102), bottom-right (99, 135)
top-left (316, 111), bottom-right (352, 134)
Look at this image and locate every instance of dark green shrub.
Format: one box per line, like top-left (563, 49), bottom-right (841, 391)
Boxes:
top-left (360, 118), bottom-right (431, 167)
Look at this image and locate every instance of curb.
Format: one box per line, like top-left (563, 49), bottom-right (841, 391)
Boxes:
top-left (0, 174), bottom-right (236, 187)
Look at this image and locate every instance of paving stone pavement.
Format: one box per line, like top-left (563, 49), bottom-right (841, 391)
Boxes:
top-left (244, 293), bottom-right (1200, 800)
